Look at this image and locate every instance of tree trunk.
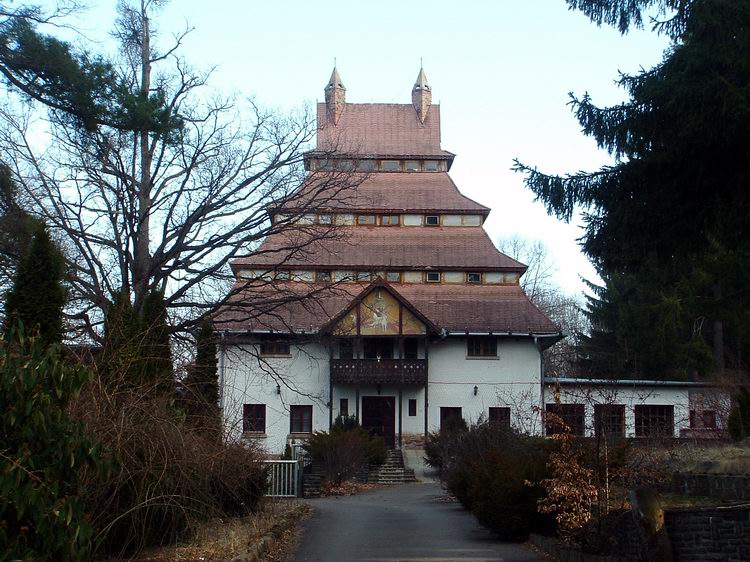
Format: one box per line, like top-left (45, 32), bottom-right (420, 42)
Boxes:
top-left (712, 284), bottom-right (725, 373)
top-left (629, 487), bottom-right (673, 562)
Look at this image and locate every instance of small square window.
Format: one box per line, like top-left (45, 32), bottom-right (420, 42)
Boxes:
top-left (381, 160), bottom-right (400, 171)
top-left (386, 271), bottom-right (401, 283)
top-left (408, 399), bottom-right (417, 417)
top-left (290, 405), bottom-right (313, 434)
top-left (467, 272), bottom-right (482, 284)
top-left (357, 160), bottom-right (375, 172)
top-left (243, 404), bottom-right (266, 433)
top-left (467, 337), bottom-right (497, 357)
top-left (425, 215), bottom-right (440, 226)
top-left (316, 270), bottom-right (331, 282)
top-left (405, 160), bottom-right (420, 172)
top-left (357, 215), bottom-right (376, 225)
top-left (423, 161), bottom-right (438, 171)
top-left (381, 215), bottom-right (400, 226)
top-left (318, 214), bottom-right (332, 225)
top-left (260, 338), bottom-right (291, 356)
top-left (425, 271), bottom-right (441, 283)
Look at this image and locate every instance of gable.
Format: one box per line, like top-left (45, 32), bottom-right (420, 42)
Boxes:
top-left (329, 285), bottom-right (430, 336)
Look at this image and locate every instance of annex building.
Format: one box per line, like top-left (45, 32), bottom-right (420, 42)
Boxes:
top-left (215, 68), bottom-right (724, 453)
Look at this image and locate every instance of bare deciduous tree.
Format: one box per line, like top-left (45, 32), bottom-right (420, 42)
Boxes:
top-left (0, 0), bottom-right (358, 342)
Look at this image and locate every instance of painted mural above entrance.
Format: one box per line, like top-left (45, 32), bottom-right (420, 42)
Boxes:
top-left (329, 284), bottom-right (431, 336)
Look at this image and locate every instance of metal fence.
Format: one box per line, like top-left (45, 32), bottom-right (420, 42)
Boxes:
top-left (264, 459), bottom-right (301, 497)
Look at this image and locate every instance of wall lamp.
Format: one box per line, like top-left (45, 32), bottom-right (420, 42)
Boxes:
top-left (276, 383), bottom-right (281, 395)
top-left (473, 385), bottom-right (478, 396)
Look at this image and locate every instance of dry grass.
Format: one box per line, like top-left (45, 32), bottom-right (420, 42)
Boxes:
top-left (105, 500), bottom-right (310, 562)
top-left (664, 440), bottom-right (750, 474)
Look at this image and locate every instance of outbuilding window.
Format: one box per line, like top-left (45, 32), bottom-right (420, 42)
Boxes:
top-left (635, 405), bottom-right (674, 437)
top-left (594, 404), bottom-right (625, 438)
top-left (546, 403), bottom-right (585, 436)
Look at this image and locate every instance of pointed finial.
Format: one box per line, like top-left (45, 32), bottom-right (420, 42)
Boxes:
top-left (413, 65), bottom-right (430, 92)
top-left (326, 65), bottom-right (345, 91)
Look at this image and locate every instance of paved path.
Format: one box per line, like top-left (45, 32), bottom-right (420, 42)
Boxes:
top-left (294, 483), bottom-right (545, 561)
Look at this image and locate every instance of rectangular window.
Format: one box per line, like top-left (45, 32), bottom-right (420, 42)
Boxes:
top-left (424, 215), bottom-right (440, 226)
top-left (404, 338), bottom-right (419, 359)
top-left (259, 338), bottom-right (291, 356)
top-left (381, 160), bottom-right (400, 171)
top-left (243, 404), bottom-right (266, 433)
top-left (702, 410), bottom-right (717, 429)
top-left (318, 159), bottom-right (334, 171)
top-left (290, 405), bottom-right (313, 434)
top-left (275, 270), bottom-right (290, 281)
top-left (467, 337), bottom-right (497, 357)
top-left (316, 270), bottom-right (332, 283)
top-left (337, 159), bottom-right (355, 171)
top-left (381, 215), bottom-right (400, 226)
top-left (440, 407), bottom-right (463, 431)
top-left (408, 399), bottom-right (417, 416)
top-left (386, 271), bottom-right (401, 283)
top-left (339, 339), bottom-right (354, 359)
top-left (594, 404), bottom-right (625, 438)
top-left (318, 213), bottom-right (332, 225)
top-left (356, 271), bottom-right (372, 282)
top-left (546, 403), bottom-right (585, 436)
top-left (467, 272), bottom-right (482, 284)
top-left (634, 405), bottom-right (674, 437)
top-left (357, 159), bottom-right (375, 172)
top-left (405, 160), bottom-right (420, 172)
top-left (425, 271), bottom-right (441, 283)
top-left (357, 215), bottom-right (376, 225)
top-left (363, 338), bottom-right (393, 360)
top-left (340, 398), bottom-right (349, 418)
top-left (423, 161), bottom-right (438, 172)
top-left (488, 407), bottom-right (511, 430)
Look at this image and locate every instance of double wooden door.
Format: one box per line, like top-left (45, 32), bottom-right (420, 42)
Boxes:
top-left (361, 396), bottom-right (395, 448)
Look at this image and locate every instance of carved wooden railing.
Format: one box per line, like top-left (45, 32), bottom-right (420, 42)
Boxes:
top-left (330, 359), bottom-right (427, 385)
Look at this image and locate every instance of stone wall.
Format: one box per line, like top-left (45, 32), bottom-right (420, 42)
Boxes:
top-left (666, 506), bottom-right (750, 562)
top-left (671, 472), bottom-right (750, 502)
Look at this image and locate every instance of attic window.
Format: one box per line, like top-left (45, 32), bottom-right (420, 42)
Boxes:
top-left (425, 271), bottom-right (441, 283)
top-left (382, 160), bottom-right (400, 171)
top-left (424, 161), bottom-right (438, 172)
top-left (357, 160), bottom-right (375, 172)
top-left (316, 270), bottom-right (331, 282)
top-left (381, 215), bottom-right (400, 226)
top-left (425, 215), bottom-right (439, 226)
top-left (405, 160), bottom-right (420, 172)
top-left (467, 272), bottom-right (482, 284)
top-left (357, 215), bottom-right (376, 225)
top-left (356, 271), bottom-right (372, 282)
top-left (386, 271), bottom-right (401, 283)
top-left (318, 214), bottom-right (332, 225)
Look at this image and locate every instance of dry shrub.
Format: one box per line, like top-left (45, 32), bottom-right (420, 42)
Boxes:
top-left (70, 376), bottom-right (266, 557)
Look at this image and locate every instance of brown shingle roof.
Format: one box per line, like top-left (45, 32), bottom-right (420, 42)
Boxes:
top-left (232, 227), bottom-right (525, 271)
top-left (316, 103), bottom-right (452, 157)
top-left (274, 172), bottom-right (489, 214)
top-left (213, 281), bottom-right (559, 335)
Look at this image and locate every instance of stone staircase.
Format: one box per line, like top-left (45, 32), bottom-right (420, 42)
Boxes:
top-left (368, 449), bottom-right (418, 485)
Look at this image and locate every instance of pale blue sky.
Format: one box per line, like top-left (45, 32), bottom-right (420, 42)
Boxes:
top-left (59, 0), bottom-right (671, 294)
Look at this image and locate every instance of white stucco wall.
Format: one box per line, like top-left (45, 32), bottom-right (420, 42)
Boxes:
top-left (428, 338), bottom-right (543, 434)
top-left (220, 342), bottom-right (330, 454)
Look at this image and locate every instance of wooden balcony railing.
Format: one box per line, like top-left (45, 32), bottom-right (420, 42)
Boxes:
top-left (330, 359), bottom-right (427, 385)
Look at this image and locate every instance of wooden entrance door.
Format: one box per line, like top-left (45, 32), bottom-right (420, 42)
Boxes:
top-left (361, 396), bottom-right (396, 448)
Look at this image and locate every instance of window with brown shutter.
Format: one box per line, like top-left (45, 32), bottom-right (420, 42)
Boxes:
top-left (290, 405), bottom-right (313, 434)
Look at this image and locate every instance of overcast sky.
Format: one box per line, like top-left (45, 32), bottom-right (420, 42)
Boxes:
top-left (54, 0), bottom-right (671, 295)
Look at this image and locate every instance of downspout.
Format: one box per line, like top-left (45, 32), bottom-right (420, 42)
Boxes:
top-left (534, 335), bottom-right (544, 435)
top-left (219, 331), bottom-right (226, 412)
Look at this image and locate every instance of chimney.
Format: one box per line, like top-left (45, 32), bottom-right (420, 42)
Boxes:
top-left (412, 66), bottom-right (432, 124)
top-left (324, 66), bottom-right (346, 125)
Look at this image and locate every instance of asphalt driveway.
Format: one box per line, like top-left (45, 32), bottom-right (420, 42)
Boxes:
top-left (293, 482), bottom-right (545, 561)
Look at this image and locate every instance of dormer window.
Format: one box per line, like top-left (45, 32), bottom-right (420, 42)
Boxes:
top-left (381, 160), bottom-right (400, 171)
top-left (357, 215), bottom-right (376, 225)
top-left (356, 271), bottom-right (372, 282)
top-left (357, 160), bottom-right (375, 172)
top-left (405, 160), bottom-right (420, 172)
top-left (317, 270), bottom-right (332, 283)
top-left (467, 272), bottom-right (482, 284)
top-left (424, 161), bottom-right (438, 172)
top-left (425, 215), bottom-right (440, 226)
top-left (386, 271), bottom-right (401, 283)
top-left (318, 214), bottom-right (332, 225)
top-left (425, 272), bottom-right (441, 283)
top-left (381, 215), bottom-right (400, 226)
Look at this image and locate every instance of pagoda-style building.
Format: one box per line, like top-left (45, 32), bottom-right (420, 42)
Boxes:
top-left (214, 66), bottom-right (565, 452)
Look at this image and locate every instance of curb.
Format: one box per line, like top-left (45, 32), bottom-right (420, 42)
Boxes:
top-left (232, 504), bottom-right (311, 562)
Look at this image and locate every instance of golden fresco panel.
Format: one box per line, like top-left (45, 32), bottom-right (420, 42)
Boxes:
top-left (402, 307), bottom-right (426, 335)
top-left (333, 310), bottom-right (357, 336)
top-left (331, 289), bottom-right (427, 336)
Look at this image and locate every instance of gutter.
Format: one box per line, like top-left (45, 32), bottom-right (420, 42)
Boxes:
top-left (544, 377), bottom-right (716, 388)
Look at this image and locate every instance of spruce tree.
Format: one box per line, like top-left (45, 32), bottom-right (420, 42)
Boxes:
top-left (140, 289), bottom-right (174, 391)
top-left (4, 224), bottom-right (66, 347)
top-left (183, 320), bottom-right (219, 429)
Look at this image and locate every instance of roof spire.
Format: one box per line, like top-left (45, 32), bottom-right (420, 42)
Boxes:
top-left (324, 64), bottom-right (346, 125)
top-left (412, 64), bottom-right (432, 123)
